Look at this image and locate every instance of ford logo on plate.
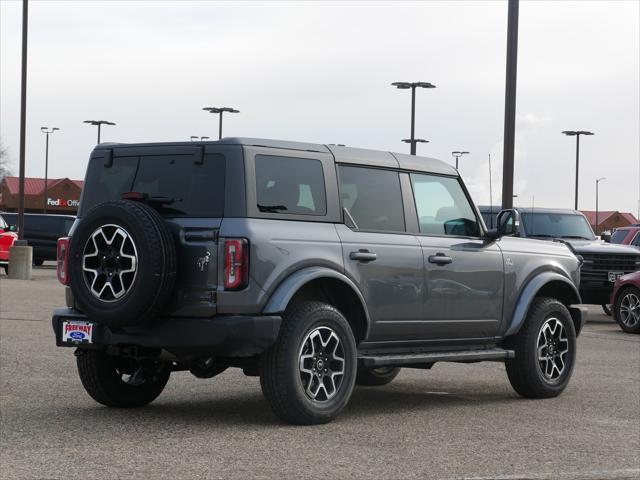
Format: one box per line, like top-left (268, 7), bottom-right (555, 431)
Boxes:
top-left (69, 331), bottom-right (85, 340)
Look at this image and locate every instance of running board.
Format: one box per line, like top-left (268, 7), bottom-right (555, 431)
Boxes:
top-left (358, 348), bottom-right (515, 368)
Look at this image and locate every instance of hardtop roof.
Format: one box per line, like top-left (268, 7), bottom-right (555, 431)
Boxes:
top-left (94, 137), bottom-right (458, 176)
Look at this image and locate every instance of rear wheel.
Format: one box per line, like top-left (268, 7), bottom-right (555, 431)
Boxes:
top-left (602, 304), bottom-right (612, 316)
top-left (356, 366), bottom-right (401, 386)
top-left (76, 350), bottom-right (170, 407)
top-left (614, 287), bottom-right (640, 334)
top-left (260, 301), bottom-right (357, 425)
top-left (505, 297), bottom-right (576, 398)
top-left (33, 258), bottom-right (44, 267)
top-left (2, 265), bottom-right (7, 275)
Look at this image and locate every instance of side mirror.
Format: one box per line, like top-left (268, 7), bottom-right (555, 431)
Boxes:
top-left (600, 232), bottom-right (611, 243)
top-left (487, 209), bottom-right (520, 239)
top-left (9, 225), bottom-right (17, 232)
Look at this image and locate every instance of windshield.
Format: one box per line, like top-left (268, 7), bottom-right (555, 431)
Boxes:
top-left (521, 212), bottom-right (595, 240)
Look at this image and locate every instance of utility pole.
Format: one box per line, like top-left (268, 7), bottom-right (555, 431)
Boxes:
top-left (391, 82), bottom-right (435, 155)
top-left (84, 120), bottom-right (116, 144)
top-left (202, 107), bottom-right (239, 139)
top-left (562, 130), bottom-right (594, 210)
top-left (596, 177), bottom-right (606, 234)
top-left (452, 151), bottom-right (469, 170)
top-left (501, 0), bottom-right (519, 210)
top-left (40, 127), bottom-right (60, 213)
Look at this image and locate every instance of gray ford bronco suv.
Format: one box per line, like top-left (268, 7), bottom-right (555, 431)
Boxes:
top-left (53, 138), bottom-right (587, 424)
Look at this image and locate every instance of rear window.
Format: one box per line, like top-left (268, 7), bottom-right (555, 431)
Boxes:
top-left (80, 153), bottom-right (225, 217)
top-left (255, 155), bottom-right (326, 216)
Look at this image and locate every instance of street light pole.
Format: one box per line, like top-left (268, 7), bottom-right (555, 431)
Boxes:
top-left (451, 151), bottom-right (469, 170)
top-left (596, 177), bottom-right (606, 234)
top-left (84, 120), bottom-right (116, 144)
top-left (40, 127), bottom-right (59, 213)
top-left (392, 81), bottom-right (436, 155)
top-left (202, 107), bottom-right (240, 140)
top-left (562, 130), bottom-right (594, 210)
top-left (402, 138), bottom-right (429, 154)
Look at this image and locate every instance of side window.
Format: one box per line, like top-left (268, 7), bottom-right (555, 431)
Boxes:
top-left (610, 230), bottom-right (628, 244)
top-left (632, 232), bottom-right (640, 247)
top-left (410, 173), bottom-right (480, 237)
top-left (338, 165), bottom-right (405, 232)
top-left (255, 155), bottom-right (327, 216)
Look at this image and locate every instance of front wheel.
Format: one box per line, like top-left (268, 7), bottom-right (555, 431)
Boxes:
top-left (614, 287), bottom-right (640, 334)
top-left (260, 301), bottom-right (357, 425)
top-left (76, 350), bottom-right (170, 407)
top-left (356, 366), bottom-right (401, 386)
top-left (602, 304), bottom-right (612, 316)
top-left (505, 297), bottom-right (576, 398)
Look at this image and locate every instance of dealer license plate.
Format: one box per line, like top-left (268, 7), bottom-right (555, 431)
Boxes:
top-left (608, 271), bottom-right (624, 283)
top-left (61, 320), bottom-right (94, 344)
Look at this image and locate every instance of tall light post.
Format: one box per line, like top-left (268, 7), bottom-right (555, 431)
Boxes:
top-left (402, 138), bottom-right (429, 154)
top-left (451, 151), bottom-right (469, 170)
top-left (84, 120), bottom-right (116, 144)
top-left (562, 130), bottom-right (594, 210)
top-left (595, 177), bottom-right (606, 234)
top-left (391, 81), bottom-right (436, 155)
top-left (202, 107), bottom-right (239, 140)
top-left (40, 127), bottom-right (60, 213)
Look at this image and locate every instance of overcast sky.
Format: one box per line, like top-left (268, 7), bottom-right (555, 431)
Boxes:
top-left (1, 0), bottom-right (638, 215)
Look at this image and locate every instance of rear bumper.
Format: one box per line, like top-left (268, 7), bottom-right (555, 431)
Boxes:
top-left (52, 308), bottom-right (281, 357)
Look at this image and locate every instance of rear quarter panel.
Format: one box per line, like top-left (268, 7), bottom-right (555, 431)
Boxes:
top-left (216, 218), bottom-right (344, 314)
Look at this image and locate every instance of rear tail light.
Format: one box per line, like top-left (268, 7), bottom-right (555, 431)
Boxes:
top-left (224, 238), bottom-right (248, 290)
top-left (57, 237), bottom-right (70, 285)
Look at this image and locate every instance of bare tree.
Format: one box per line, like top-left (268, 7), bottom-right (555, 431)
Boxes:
top-left (0, 141), bottom-right (14, 180)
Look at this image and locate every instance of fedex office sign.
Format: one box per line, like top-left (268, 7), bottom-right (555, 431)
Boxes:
top-left (47, 197), bottom-right (80, 207)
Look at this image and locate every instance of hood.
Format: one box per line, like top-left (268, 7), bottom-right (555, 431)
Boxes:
top-left (496, 235), bottom-right (576, 257)
top-left (562, 239), bottom-right (640, 255)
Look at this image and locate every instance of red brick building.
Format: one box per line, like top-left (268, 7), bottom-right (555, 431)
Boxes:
top-left (580, 210), bottom-right (638, 235)
top-left (0, 176), bottom-right (84, 214)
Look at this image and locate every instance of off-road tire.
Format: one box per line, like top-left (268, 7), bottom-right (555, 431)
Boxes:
top-left (260, 301), bottom-right (357, 425)
top-left (505, 297), bottom-right (576, 398)
top-left (68, 200), bottom-right (176, 327)
top-left (76, 350), bottom-right (170, 407)
top-left (356, 366), bottom-right (401, 386)
top-left (614, 286), bottom-right (640, 334)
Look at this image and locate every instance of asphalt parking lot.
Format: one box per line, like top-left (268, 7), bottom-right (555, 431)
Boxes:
top-left (0, 267), bottom-right (638, 480)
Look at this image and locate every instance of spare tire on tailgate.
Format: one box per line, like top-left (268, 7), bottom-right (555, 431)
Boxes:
top-left (69, 200), bottom-right (176, 327)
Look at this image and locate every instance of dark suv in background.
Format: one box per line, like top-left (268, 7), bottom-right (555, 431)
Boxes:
top-left (52, 139), bottom-right (586, 424)
top-left (480, 206), bottom-right (640, 311)
top-left (1, 212), bottom-right (75, 265)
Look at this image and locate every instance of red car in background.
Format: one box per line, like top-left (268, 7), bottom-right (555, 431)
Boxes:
top-left (610, 225), bottom-right (640, 248)
top-left (0, 214), bottom-right (18, 275)
top-left (611, 271), bottom-right (640, 334)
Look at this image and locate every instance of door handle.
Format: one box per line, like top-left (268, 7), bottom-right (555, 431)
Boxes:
top-left (349, 250), bottom-right (377, 263)
top-left (428, 253), bottom-right (452, 265)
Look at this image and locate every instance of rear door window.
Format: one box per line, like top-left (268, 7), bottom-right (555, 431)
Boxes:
top-left (338, 166), bottom-right (405, 232)
top-left (255, 155), bottom-right (326, 215)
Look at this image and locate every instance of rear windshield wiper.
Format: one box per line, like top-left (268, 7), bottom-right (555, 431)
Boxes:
top-left (258, 204), bottom-right (288, 213)
top-left (122, 192), bottom-right (180, 206)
